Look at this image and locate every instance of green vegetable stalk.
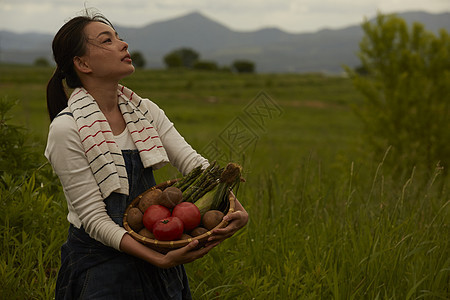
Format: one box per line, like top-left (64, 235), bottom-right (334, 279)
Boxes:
top-left (194, 186), bottom-right (218, 215)
top-left (182, 161), bottom-right (222, 202)
top-left (212, 162), bottom-right (242, 211)
top-left (194, 162), bottom-right (243, 215)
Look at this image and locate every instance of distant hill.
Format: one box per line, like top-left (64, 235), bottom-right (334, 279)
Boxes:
top-left (1, 11), bottom-right (449, 73)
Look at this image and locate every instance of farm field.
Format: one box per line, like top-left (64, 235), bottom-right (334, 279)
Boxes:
top-left (1, 64), bottom-right (448, 299)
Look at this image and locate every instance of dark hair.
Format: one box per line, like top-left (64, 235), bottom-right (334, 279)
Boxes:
top-left (46, 13), bottom-right (114, 121)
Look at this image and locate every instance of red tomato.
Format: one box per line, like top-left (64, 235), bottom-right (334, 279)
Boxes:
top-left (143, 205), bottom-right (171, 232)
top-left (152, 217), bottom-right (184, 241)
top-left (172, 202), bottom-right (201, 231)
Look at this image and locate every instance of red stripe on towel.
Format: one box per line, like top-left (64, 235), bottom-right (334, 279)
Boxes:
top-left (78, 119), bottom-right (108, 132)
top-left (129, 127), bottom-right (154, 135)
top-left (85, 140), bottom-right (116, 154)
top-left (81, 130), bottom-right (112, 143)
top-left (133, 136), bottom-right (151, 143)
top-left (139, 145), bottom-right (156, 152)
top-left (72, 89), bottom-right (83, 97)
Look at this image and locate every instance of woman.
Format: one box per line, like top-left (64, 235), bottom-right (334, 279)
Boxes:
top-left (45, 12), bottom-right (248, 299)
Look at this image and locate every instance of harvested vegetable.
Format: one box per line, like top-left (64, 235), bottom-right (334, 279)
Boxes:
top-left (172, 166), bottom-right (203, 191)
top-left (193, 162), bottom-right (243, 215)
top-left (212, 162), bottom-right (243, 212)
top-left (143, 205), bottom-right (171, 232)
top-left (180, 233), bottom-right (192, 240)
top-left (138, 227), bottom-right (154, 239)
top-left (182, 161), bottom-right (222, 202)
top-left (190, 227), bottom-right (208, 237)
top-left (202, 210), bottom-right (224, 230)
top-left (172, 202), bottom-right (201, 231)
top-left (153, 217), bottom-right (184, 241)
top-left (159, 186), bottom-right (183, 208)
top-left (138, 189), bottom-right (162, 213)
top-left (127, 207), bottom-right (144, 232)
top-left (193, 187), bottom-right (217, 216)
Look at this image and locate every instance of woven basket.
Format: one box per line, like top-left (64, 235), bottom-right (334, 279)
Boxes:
top-left (123, 179), bottom-right (236, 253)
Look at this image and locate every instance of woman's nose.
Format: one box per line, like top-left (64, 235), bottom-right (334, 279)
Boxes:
top-left (121, 39), bottom-right (129, 50)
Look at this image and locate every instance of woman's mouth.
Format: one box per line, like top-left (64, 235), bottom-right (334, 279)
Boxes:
top-left (122, 54), bottom-right (132, 63)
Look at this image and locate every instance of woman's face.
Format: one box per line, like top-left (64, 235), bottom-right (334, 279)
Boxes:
top-left (79, 21), bottom-right (135, 81)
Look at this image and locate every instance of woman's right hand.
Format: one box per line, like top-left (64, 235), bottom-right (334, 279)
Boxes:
top-left (120, 233), bottom-right (219, 269)
top-left (159, 239), bottom-right (220, 269)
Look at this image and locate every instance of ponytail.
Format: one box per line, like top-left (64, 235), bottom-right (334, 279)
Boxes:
top-left (46, 67), bottom-right (68, 121)
top-left (46, 12), bottom-right (114, 121)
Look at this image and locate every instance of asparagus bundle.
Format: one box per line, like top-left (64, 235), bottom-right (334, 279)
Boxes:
top-left (172, 165), bottom-right (203, 191)
top-left (181, 161), bottom-right (222, 202)
top-left (194, 162), bottom-right (243, 215)
top-left (173, 161), bottom-right (243, 215)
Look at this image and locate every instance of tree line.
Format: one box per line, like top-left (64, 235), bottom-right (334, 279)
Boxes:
top-left (131, 47), bottom-right (255, 73)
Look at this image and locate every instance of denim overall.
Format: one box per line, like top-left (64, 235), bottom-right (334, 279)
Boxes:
top-left (55, 150), bottom-right (191, 299)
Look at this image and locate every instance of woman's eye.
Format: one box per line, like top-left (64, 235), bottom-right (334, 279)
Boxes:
top-left (103, 38), bottom-right (112, 43)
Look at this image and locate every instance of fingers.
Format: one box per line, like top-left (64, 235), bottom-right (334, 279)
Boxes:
top-left (201, 241), bottom-right (220, 252)
top-left (209, 227), bottom-right (234, 241)
top-left (175, 239), bottom-right (219, 262)
top-left (163, 209), bottom-right (250, 266)
top-left (219, 211), bottom-right (247, 232)
top-left (227, 210), bottom-right (249, 224)
top-left (209, 223), bottom-right (237, 241)
top-left (223, 210), bottom-right (240, 222)
top-left (208, 210), bottom-right (249, 242)
top-left (184, 239), bottom-right (199, 250)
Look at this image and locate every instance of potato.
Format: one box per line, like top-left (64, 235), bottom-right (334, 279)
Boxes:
top-left (159, 186), bottom-right (183, 208)
top-left (127, 207), bottom-right (144, 232)
top-left (138, 227), bottom-right (155, 239)
top-left (180, 233), bottom-right (193, 240)
top-left (202, 210), bottom-right (224, 230)
top-left (190, 227), bottom-right (208, 237)
top-left (138, 189), bottom-right (162, 213)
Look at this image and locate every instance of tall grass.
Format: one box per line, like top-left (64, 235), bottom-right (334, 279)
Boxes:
top-left (186, 155), bottom-right (449, 299)
top-left (2, 156), bottom-right (447, 299)
top-left (1, 170), bottom-right (67, 299)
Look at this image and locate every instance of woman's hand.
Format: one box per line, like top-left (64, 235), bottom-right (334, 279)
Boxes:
top-left (207, 197), bottom-right (249, 244)
top-left (120, 232), bottom-right (218, 269)
top-left (159, 239), bottom-right (219, 269)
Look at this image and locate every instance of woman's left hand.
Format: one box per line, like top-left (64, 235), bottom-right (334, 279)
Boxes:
top-left (207, 198), bottom-right (248, 244)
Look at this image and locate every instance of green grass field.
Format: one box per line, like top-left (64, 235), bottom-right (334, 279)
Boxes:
top-left (1, 65), bottom-right (448, 299)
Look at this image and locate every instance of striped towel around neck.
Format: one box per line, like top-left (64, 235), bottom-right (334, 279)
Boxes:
top-left (68, 85), bottom-right (169, 198)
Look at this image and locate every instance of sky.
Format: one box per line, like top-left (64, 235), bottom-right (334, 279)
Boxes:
top-left (0, 0), bottom-right (449, 34)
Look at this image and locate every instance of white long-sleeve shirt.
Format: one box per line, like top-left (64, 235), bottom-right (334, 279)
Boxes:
top-left (45, 98), bottom-right (208, 251)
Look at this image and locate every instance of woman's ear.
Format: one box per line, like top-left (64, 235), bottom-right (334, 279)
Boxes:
top-left (73, 56), bottom-right (91, 74)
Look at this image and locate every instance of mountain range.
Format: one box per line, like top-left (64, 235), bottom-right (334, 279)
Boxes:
top-left (0, 11), bottom-right (449, 73)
